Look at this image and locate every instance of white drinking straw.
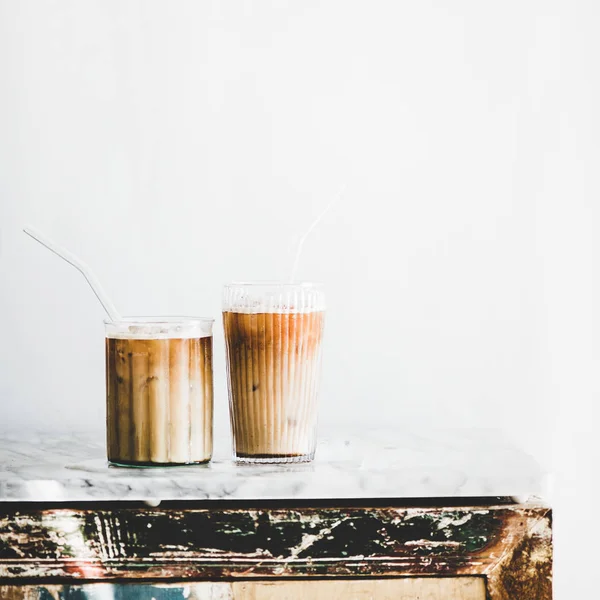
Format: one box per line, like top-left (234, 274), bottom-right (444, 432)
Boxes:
top-left (289, 184), bottom-right (347, 283)
top-left (23, 225), bottom-right (121, 322)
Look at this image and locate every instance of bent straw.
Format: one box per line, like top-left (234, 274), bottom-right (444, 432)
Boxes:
top-left (23, 225), bottom-right (121, 322)
top-left (289, 184), bottom-right (347, 282)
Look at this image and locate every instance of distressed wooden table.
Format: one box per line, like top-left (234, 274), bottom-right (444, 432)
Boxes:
top-left (0, 429), bottom-right (552, 599)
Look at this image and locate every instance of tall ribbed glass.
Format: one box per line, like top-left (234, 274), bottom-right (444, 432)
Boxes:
top-left (105, 317), bottom-right (214, 466)
top-left (223, 282), bottom-right (325, 463)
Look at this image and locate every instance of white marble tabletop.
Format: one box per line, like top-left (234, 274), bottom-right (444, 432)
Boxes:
top-left (0, 428), bottom-right (547, 503)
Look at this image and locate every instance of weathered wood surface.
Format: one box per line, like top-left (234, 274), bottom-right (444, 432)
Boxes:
top-left (232, 578), bottom-right (486, 599)
top-left (0, 578), bottom-right (486, 599)
top-left (0, 502), bottom-right (551, 596)
top-left (486, 508), bottom-right (553, 600)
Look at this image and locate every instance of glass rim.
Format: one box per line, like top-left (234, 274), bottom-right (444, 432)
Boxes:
top-left (224, 281), bottom-right (323, 288)
top-left (103, 316), bottom-right (215, 326)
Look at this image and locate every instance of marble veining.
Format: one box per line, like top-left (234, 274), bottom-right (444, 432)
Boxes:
top-left (0, 428), bottom-right (547, 502)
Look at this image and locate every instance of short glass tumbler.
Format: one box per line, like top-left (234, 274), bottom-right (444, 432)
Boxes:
top-left (223, 282), bottom-right (326, 463)
top-left (105, 317), bottom-right (214, 466)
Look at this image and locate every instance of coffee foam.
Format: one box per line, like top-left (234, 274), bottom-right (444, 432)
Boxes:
top-left (106, 324), bottom-right (212, 340)
top-left (223, 305), bottom-right (325, 314)
top-left (223, 297), bottom-right (326, 314)
top-left (223, 284), bottom-right (326, 314)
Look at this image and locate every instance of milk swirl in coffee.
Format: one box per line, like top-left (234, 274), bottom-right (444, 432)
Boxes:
top-left (105, 318), bottom-right (213, 465)
top-left (223, 283), bottom-right (325, 463)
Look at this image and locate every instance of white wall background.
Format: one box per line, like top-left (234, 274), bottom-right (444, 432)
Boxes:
top-left (1, 1), bottom-right (598, 596)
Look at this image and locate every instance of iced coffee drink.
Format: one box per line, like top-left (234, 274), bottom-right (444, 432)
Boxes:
top-left (105, 317), bottom-right (214, 466)
top-left (223, 283), bottom-right (325, 463)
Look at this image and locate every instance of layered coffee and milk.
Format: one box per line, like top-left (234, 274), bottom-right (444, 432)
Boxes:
top-left (105, 318), bottom-right (213, 466)
top-left (223, 283), bottom-right (325, 463)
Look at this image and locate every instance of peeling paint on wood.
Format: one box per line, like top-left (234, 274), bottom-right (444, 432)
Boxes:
top-left (0, 502), bottom-right (551, 599)
top-left (486, 508), bottom-right (553, 600)
top-left (0, 578), bottom-right (486, 600)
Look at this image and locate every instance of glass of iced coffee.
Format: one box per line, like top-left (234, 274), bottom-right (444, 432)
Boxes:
top-left (223, 282), bottom-right (325, 463)
top-left (105, 317), bottom-right (214, 466)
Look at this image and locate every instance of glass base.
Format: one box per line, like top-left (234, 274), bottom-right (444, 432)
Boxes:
top-left (108, 458), bottom-right (210, 468)
top-left (235, 452), bottom-right (315, 464)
